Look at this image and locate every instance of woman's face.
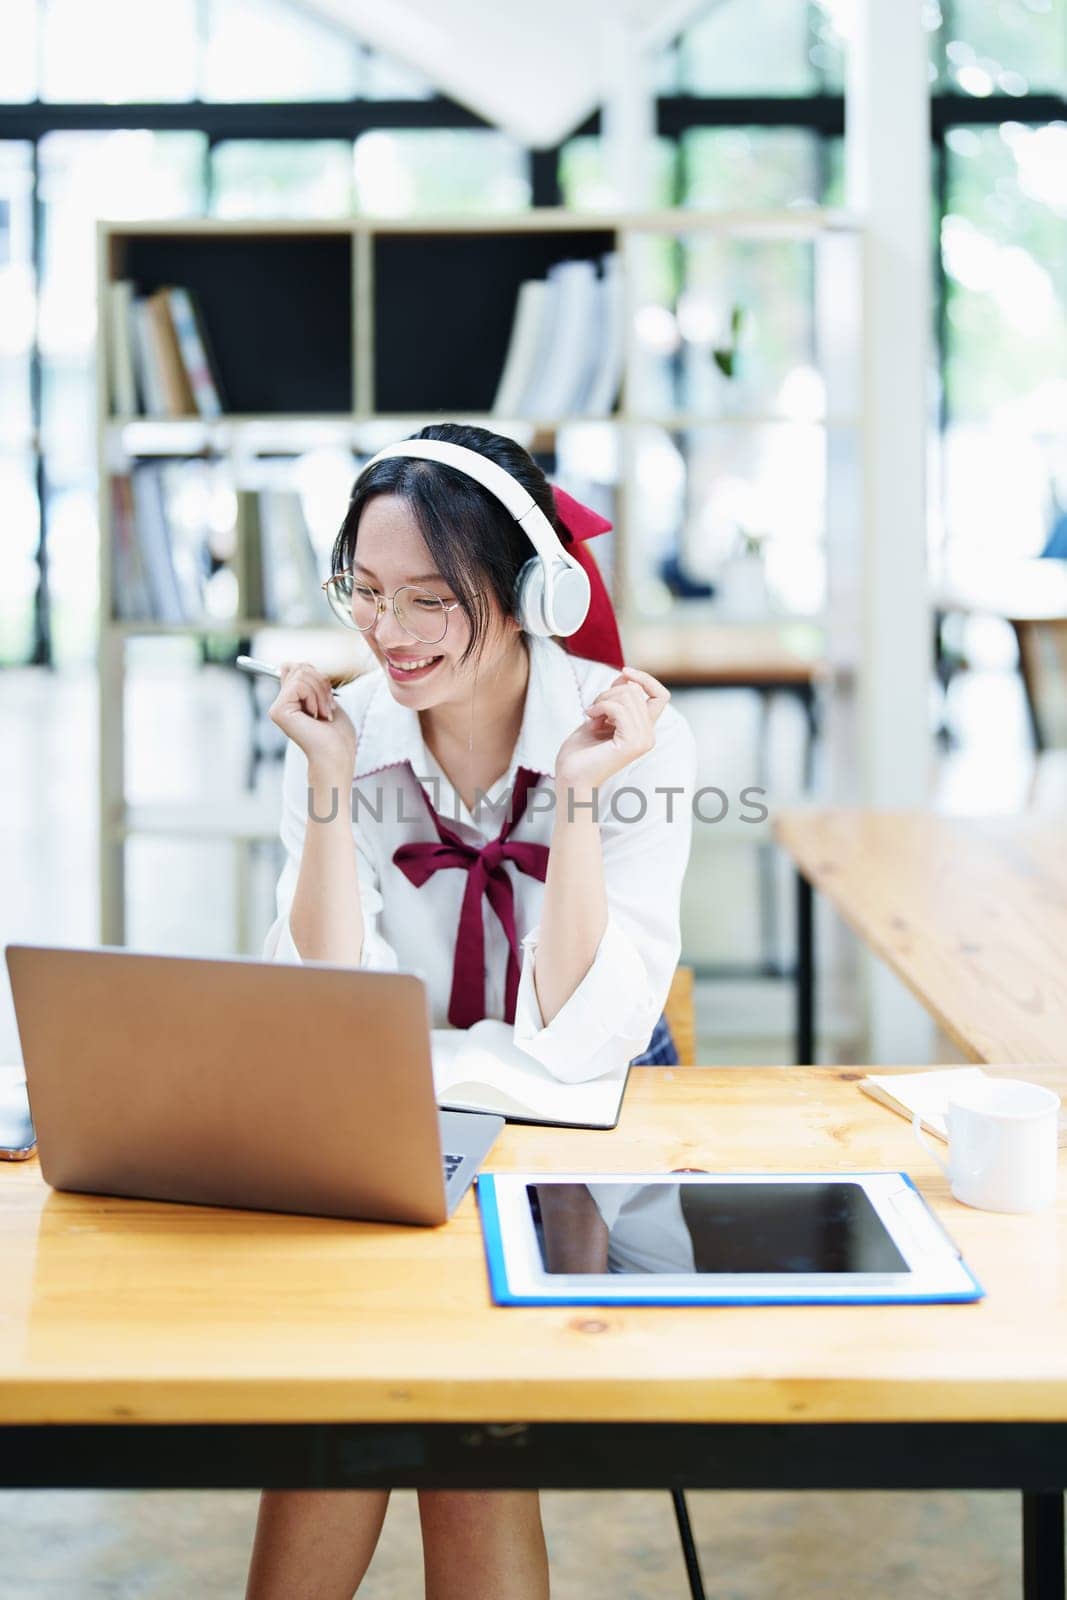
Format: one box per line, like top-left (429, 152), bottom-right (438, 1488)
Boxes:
top-left (352, 493), bottom-right (520, 708)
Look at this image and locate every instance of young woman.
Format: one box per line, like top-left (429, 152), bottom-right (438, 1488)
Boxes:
top-left (245, 422), bottom-right (696, 1600)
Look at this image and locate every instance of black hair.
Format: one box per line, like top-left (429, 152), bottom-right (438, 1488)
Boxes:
top-left (331, 422), bottom-right (563, 666)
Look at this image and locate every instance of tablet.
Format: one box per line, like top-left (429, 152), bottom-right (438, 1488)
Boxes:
top-left (477, 1172), bottom-right (984, 1306)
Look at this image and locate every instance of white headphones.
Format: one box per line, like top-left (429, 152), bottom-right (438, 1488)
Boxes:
top-left (358, 439), bottom-right (592, 638)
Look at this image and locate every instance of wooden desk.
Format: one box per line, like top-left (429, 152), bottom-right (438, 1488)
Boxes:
top-left (2, 1066), bottom-right (1067, 1595)
top-left (773, 809), bottom-right (1067, 1069)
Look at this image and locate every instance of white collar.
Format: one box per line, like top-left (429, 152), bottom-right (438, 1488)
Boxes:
top-left (352, 632), bottom-right (588, 785)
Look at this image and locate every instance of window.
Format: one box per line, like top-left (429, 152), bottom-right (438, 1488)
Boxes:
top-left (202, 0), bottom-right (361, 101)
top-left (941, 119), bottom-right (1067, 563)
top-left (1, 0), bottom-right (1063, 667)
top-left (354, 46), bottom-right (434, 101)
top-left (211, 142), bottom-right (355, 218)
top-left (0, 0), bottom-right (37, 102)
top-left (559, 137), bottom-right (677, 211)
top-left (943, 0), bottom-right (1067, 95)
top-left (37, 131), bottom-right (206, 663)
top-left (679, 0), bottom-right (844, 94)
top-left (0, 144), bottom-right (37, 664)
top-left (0, 143), bottom-right (34, 448)
top-left (683, 129), bottom-right (821, 209)
top-left (353, 130), bottom-right (530, 215)
top-left (0, 455), bottom-right (40, 664)
top-left (41, 0), bottom-right (199, 102)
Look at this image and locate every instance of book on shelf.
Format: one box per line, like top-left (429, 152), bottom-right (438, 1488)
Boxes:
top-left (257, 489), bottom-right (322, 626)
top-left (105, 282), bottom-right (139, 419)
top-left (108, 281), bottom-right (224, 419)
top-left (235, 491), bottom-right (266, 623)
top-left (113, 466), bottom-right (323, 629)
top-left (144, 290), bottom-right (198, 416)
top-left (128, 299), bottom-right (169, 418)
top-left (582, 252), bottom-right (625, 417)
top-left (165, 287), bottom-right (223, 418)
top-left (431, 1020), bottom-right (629, 1129)
top-left (126, 468), bottom-right (183, 622)
top-left (112, 464), bottom-right (215, 625)
top-left (125, 465), bottom-right (206, 624)
top-left (110, 476), bottom-right (152, 622)
top-left (491, 253), bottom-right (623, 421)
top-left (491, 279), bottom-right (548, 417)
top-left (160, 462), bottom-right (215, 620)
top-left (522, 259), bottom-right (599, 419)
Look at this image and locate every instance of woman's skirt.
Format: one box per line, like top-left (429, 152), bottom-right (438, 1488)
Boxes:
top-left (629, 1011), bottom-right (679, 1066)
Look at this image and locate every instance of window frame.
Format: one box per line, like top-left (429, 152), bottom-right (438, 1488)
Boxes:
top-left (0, 2), bottom-right (1063, 664)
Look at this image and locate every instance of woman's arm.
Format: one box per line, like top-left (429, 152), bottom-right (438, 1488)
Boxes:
top-left (287, 759), bottom-right (366, 965)
top-left (534, 1184), bottom-right (610, 1273)
top-left (513, 670), bottom-right (696, 1082)
top-left (532, 667), bottom-right (669, 1029)
top-left (530, 781), bottom-right (607, 1029)
top-left (267, 661), bottom-right (365, 967)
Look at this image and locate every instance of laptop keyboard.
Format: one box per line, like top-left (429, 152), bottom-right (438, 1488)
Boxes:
top-left (442, 1152), bottom-right (464, 1184)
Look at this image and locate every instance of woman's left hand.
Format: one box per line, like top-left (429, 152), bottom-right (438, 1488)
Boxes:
top-left (554, 667), bottom-right (671, 795)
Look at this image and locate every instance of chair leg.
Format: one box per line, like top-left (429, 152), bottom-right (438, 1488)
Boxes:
top-left (670, 1489), bottom-right (708, 1600)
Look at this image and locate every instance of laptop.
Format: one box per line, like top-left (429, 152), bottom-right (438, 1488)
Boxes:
top-left (4, 944), bottom-right (503, 1226)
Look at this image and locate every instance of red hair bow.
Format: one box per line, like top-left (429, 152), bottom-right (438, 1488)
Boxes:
top-left (551, 486), bottom-right (624, 670)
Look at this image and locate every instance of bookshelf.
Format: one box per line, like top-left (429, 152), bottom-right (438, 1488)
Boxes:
top-left (96, 209), bottom-right (863, 946)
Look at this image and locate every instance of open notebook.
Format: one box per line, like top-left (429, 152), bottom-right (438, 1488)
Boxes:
top-left (430, 1020), bottom-right (629, 1129)
top-left (860, 1066), bottom-right (1067, 1146)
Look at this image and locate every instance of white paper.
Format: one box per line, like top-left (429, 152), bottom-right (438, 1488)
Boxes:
top-left (863, 1067), bottom-right (988, 1138)
top-left (430, 1021), bottom-right (627, 1127)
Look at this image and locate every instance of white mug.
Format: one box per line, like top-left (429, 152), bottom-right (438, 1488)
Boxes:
top-left (913, 1077), bottom-right (1060, 1213)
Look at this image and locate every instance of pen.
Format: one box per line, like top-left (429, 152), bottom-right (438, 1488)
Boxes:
top-left (235, 655), bottom-right (339, 697)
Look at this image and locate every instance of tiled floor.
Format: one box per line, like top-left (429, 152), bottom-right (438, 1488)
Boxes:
top-left (0, 1486), bottom-right (1027, 1598)
top-left (0, 651), bottom-right (1043, 1595)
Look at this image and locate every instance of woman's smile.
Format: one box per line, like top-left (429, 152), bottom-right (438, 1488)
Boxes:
top-left (383, 650), bottom-right (446, 683)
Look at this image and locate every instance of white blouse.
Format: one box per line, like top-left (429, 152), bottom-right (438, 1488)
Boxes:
top-left (263, 631), bottom-right (697, 1083)
top-left (588, 1183), bottom-right (697, 1274)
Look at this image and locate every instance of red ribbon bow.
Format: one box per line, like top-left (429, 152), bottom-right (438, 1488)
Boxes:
top-left (392, 767), bottom-right (548, 1028)
top-left (552, 486), bottom-right (624, 670)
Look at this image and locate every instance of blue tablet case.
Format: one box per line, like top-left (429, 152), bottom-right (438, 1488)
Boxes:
top-left (476, 1173), bottom-right (985, 1307)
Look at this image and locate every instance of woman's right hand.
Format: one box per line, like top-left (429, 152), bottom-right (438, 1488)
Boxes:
top-left (268, 662), bottom-right (356, 778)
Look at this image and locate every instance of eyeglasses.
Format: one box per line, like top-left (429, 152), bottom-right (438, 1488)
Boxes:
top-left (322, 572), bottom-right (475, 646)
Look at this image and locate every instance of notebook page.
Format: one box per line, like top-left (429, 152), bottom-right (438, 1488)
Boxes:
top-left (430, 1021), bottom-right (627, 1127)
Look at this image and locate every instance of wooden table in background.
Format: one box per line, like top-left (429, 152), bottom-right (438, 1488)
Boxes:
top-left (773, 809), bottom-right (1067, 1069)
top-left (934, 559), bottom-right (1067, 754)
top-left (625, 619), bottom-right (826, 976)
top-left (623, 618), bottom-right (825, 691)
top-left (2, 1066), bottom-right (1067, 1596)
top-left (935, 559), bottom-right (1067, 627)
